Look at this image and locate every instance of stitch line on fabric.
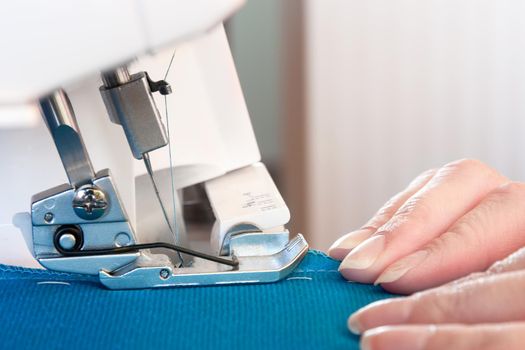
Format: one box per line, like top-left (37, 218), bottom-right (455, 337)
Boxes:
top-left (36, 281), bottom-right (72, 286)
top-left (292, 269), bottom-right (339, 273)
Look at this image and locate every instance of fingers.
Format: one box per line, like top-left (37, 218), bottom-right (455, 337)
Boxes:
top-left (328, 168), bottom-right (437, 261)
top-left (348, 270), bottom-right (525, 333)
top-left (361, 323), bottom-right (525, 350)
top-left (378, 181), bottom-right (525, 293)
top-left (487, 246), bottom-right (525, 274)
top-left (445, 246), bottom-right (525, 287)
top-left (339, 159), bottom-right (507, 283)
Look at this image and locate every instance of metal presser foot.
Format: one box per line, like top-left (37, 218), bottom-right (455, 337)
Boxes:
top-left (32, 71), bottom-right (308, 290)
top-left (32, 168), bottom-right (308, 289)
top-left (31, 161), bottom-right (308, 289)
top-left (98, 233), bottom-right (308, 289)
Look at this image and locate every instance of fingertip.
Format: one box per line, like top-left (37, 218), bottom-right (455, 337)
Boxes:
top-left (328, 229), bottom-right (374, 260)
top-left (347, 313), bottom-right (362, 335)
top-left (338, 266), bottom-right (377, 283)
top-left (346, 298), bottom-right (413, 334)
top-left (361, 326), bottom-right (433, 350)
top-left (379, 274), bottom-right (427, 294)
top-left (374, 250), bottom-right (429, 288)
top-left (327, 247), bottom-right (350, 261)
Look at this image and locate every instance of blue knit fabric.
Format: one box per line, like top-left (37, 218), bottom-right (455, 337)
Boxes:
top-left (0, 251), bottom-right (394, 350)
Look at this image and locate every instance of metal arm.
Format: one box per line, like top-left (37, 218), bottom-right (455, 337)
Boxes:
top-left (39, 90), bottom-right (95, 188)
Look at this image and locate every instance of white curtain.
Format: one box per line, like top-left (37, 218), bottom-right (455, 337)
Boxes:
top-left (305, 0), bottom-right (525, 249)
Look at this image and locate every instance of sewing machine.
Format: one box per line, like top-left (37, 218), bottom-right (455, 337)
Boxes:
top-left (0, 0), bottom-right (308, 289)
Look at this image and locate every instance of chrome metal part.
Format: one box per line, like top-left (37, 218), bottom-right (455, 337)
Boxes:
top-left (32, 170), bottom-right (127, 226)
top-left (32, 171), bottom-right (138, 274)
top-left (32, 169), bottom-right (308, 288)
top-left (58, 233), bottom-right (77, 250)
top-left (99, 234), bottom-right (308, 289)
top-left (219, 224), bottom-right (290, 256)
top-left (99, 70), bottom-right (168, 159)
top-left (44, 212), bottom-right (54, 223)
top-left (39, 89), bottom-right (95, 188)
top-left (101, 66), bottom-right (132, 88)
top-left (114, 232), bottom-right (131, 247)
top-left (33, 221), bottom-right (135, 257)
top-left (72, 185), bottom-right (108, 220)
top-left (40, 253), bottom-right (139, 275)
top-left (32, 74), bottom-right (309, 291)
top-left (159, 269), bottom-right (170, 279)
top-left (227, 229), bottom-right (290, 257)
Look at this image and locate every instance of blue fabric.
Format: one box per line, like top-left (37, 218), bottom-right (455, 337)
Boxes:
top-left (0, 251), bottom-right (394, 350)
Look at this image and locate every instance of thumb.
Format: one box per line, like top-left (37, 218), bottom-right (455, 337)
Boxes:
top-left (361, 323), bottom-right (525, 350)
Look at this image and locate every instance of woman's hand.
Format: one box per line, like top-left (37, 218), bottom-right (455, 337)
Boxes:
top-left (348, 247), bottom-right (525, 349)
top-left (328, 158), bottom-right (525, 294)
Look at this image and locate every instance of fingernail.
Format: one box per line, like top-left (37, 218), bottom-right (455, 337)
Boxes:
top-left (328, 229), bottom-right (374, 257)
top-left (374, 250), bottom-right (428, 285)
top-left (347, 313), bottom-right (362, 335)
top-left (347, 298), bottom-right (412, 336)
top-left (360, 335), bottom-right (372, 350)
top-left (339, 235), bottom-right (385, 270)
top-left (361, 325), bottom-right (435, 350)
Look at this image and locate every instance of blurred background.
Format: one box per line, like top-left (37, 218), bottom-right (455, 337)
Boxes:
top-left (226, 0), bottom-right (525, 250)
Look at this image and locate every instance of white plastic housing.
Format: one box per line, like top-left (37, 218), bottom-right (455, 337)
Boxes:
top-left (0, 0), bottom-right (244, 104)
top-left (0, 24), bottom-right (265, 267)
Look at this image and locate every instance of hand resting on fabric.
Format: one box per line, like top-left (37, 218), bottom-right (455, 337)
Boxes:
top-left (328, 158), bottom-right (525, 349)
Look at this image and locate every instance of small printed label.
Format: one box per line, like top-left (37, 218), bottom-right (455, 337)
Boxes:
top-left (241, 192), bottom-right (278, 212)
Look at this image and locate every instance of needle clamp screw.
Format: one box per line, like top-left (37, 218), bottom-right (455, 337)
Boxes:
top-left (72, 185), bottom-right (108, 220)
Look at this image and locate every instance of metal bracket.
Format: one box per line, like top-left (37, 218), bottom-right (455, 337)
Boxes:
top-left (99, 234), bottom-right (308, 289)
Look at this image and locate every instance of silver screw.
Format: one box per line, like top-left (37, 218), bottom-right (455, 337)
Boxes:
top-left (114, 232), bottom-right (131, 247)
top-left (44, 212), bottom-right (54, 223)
top-left (72, 185), bottom-right (108, 220)
top-left (58, 233), bottom-right (77, 251)
top-left (159, 269), bottom-right (170, 280)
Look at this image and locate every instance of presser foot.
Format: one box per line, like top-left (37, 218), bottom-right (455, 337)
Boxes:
top-left (98, 234), bottom-right (308, 290)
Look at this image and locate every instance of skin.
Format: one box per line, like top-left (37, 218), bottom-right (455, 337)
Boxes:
top-left (328, 159), bottom-right (525, 349)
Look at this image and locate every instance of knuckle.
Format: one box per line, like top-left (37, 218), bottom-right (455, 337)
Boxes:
top-left (423, 231), bottom-right (464, 266)
top-left (440, 158), bottom-right (497, 176)
top-left (452, 215), bottom-right (487, 247)
top-left (444, 158), bottom-right (486, 173)
top-left (391, 196), bottom-right (432, 226)
top-left (426, 227), bottom-right (489, 269)
top-left (408, 168), bottom-right (437, 187)
top-left (367, 168), bottom-right (438, 230)
top-left (440, 158), bottom-right (504, 183)
top-left (432, 231), bottom-right (463, 250)
top-left (422, 232), bottom-right (458, 265)
top-left (451, 223), bottom-right (490, 268)
top-left (494, 181), bottom-right (525, 196)
top-left (377, 196), bottom-right (400, 217)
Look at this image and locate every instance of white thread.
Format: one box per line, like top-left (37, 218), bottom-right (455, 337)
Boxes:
top-left (286, 277), bottom-right (313, 281)
top-left (37, 281), bottom-right (71, 286)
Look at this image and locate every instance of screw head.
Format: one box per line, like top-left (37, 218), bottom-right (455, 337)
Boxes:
top-left (58, 233), bottom-right (77, 251)
top-left (114, 232), bottom-right (131, 247)
top-left (72, 185), bottom-right (108, 220)
top-left (159, 269), bottom-right (170, 280)
top-left (44, 212), bottom-right (54, 223)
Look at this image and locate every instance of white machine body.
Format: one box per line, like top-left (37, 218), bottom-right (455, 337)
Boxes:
top-left (0, 1), bottom-right (307, 287)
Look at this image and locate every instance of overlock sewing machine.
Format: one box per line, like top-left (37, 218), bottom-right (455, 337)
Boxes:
top-left (0, 0), bottom-right (308, 289)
